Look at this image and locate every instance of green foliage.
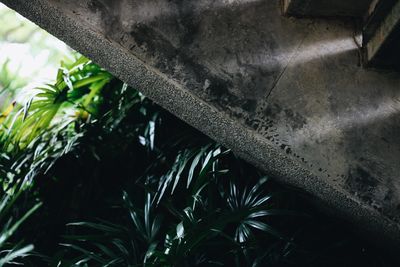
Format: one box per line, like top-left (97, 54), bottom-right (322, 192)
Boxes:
top-left (56, 149), bottom-right (297, 266)
top-left (0, 7), bottom-right (78, 262)
top-left (0, 56), bottom-right (111, 188)
top-left (0, 186), bottom-right (41, 266)
top-left (0, 3), bottom-right (73, 116)
top-left (0, 55), bottom-right (113, 265)
top-left (34, 79), bottom-right (301, 266)
top-left (0, 59), bottom-right (29, 102)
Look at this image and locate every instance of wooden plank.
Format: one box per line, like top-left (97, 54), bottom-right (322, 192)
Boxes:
top-left (363, 0), bottom-right (400, 69)
top-left (282, 0), bottom-right (372, 18)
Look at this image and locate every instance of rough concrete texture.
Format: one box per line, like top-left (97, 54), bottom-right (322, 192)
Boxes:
top-left (283, 0), bottom-right (373, 17)
top-left (2, 0), bottom-right (400, 248)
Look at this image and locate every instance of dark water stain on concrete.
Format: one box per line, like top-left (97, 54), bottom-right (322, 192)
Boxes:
top-left (88, 0), bottom-right (123, 36)
top-left (128, 23), bottom-right (243, 111)
top-left (346, 166), bottom-right (381, 208)
top-left (173, 0), bottom-right (199, 47)
top-left (263, 103), bottom-right (307, 131)
top-left (87, 0), bottom-right (286, 121)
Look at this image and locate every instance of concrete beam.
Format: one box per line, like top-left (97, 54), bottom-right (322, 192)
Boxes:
top-left (282, 0), bottom-right (373, 17)
top-left (363, 0), bottom-right (400, 69)
top-left (2, 0), bottom-right (400, 249)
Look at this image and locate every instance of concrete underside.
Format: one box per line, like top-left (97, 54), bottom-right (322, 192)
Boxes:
top-left (3, 0), bottom-right (400, 248)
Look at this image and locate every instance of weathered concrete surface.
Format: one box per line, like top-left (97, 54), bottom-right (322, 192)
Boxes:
top-left (2, 0), bottom-right (400, 248)
top-left (283, 0), bottom-right (373, 17)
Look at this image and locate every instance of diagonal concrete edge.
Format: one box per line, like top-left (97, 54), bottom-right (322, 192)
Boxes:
top-left (1, 0), bottom-right (399, 249)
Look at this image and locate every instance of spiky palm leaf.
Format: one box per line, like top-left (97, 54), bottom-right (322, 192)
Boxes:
top-left (0, 56), bottom-right (112, 187)
top-left (62, 143), bottom-right (300, 267)
top-left (0, 56), bottom-right (113, 265)
top-left (0, 186), bottom-right (42, 266)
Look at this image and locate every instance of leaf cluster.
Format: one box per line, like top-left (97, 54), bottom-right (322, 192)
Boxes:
top-left (55, 128), bottom-right (300, 266)
top-left (0, 56), bottom-right (112, 265)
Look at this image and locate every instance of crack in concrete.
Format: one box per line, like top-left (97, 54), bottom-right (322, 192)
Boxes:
top-left (264, 20), bottom-right (314, 103)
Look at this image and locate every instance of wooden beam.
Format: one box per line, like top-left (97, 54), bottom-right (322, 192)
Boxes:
top-left (363, 0), bottom-right (400, 69)
top-left (282, 0), bottom-right (373, 18)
